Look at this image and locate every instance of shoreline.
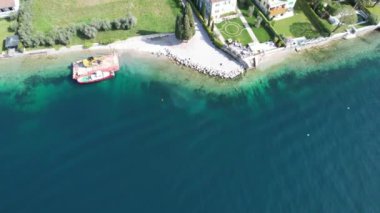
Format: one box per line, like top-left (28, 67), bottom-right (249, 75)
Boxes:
top-left (1, 23), bottom-right (379, 79)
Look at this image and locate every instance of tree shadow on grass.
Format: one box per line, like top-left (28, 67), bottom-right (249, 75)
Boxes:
top-left (141, 34), bottom-right (182, 46)
top-left (137, 30), bottom-right (162, 35)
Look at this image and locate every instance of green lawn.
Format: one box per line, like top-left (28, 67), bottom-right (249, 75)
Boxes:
top-left (367, 5), bottom-right (380, 16)
top-left (0, 19), bottom-right (13, 50)
top-left (239, 7), bottom-right (272, 42)
top-left (216, 18), bottom-right (253, 45)
top-left (30, 0), bottom-right (181, 44)
top-left (271, 3), bottom-right (315, 38)
top-left (251, 27), bottom-right (271, 42)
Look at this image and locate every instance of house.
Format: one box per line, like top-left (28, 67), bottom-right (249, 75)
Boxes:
top-left (0, 0), bottom-right (19, 18)
top-left (255, 0), bottom-right (296, 20)
top-left (4, 35), bottom-right (19, 50)
top-left (197, 0), bottom-right (237, 21)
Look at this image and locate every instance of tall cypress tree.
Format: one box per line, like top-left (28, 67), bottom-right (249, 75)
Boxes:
top-left (183, 14), bottom-right (192, 40)
top-left (175, 3), bottom-right (195, 41)
top-left (202, 2), bottom-right (207, 20)
top-left (185, 3), bottom-right (195, 37)
top-left (175, 14), bottom-right (183, 40)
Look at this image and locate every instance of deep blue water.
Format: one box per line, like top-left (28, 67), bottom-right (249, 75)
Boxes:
top-left (1, 39), bottom-right (380, 212)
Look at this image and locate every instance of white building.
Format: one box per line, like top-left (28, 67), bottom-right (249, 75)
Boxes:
top-left (0, 0), bottom-right (19, 18)
top-left (197, 0), bottom-right (237, 21)
top-left (255, 0), bottom-right (296, 20)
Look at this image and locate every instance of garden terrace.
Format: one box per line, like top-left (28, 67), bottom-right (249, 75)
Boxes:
top-left (239, 7), bottom-right (272, 42)
top-left (216, 18), bottom-right (253, 46)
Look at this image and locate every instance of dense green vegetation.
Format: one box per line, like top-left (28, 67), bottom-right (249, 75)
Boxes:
top-left (175, 3), bottom-right (196, 40)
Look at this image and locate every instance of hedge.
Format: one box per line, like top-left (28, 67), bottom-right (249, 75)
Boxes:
top-left (188, 0), bottom-right (224, 48)
top-left (298, 0), bottom-right (331, 37)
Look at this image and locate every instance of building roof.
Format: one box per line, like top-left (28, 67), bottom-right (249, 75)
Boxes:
top-left (5, 35), bottom-right (19, 49)
top-left (269, 6), bottom-right (287, 16)
top-left (0, 0), bottom-right (16, 8)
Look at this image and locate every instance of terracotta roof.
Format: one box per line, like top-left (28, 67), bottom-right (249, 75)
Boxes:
top-left (269, 7), bottom-right (287, 16)
top-left (0, 0), bottom-right (15, 8)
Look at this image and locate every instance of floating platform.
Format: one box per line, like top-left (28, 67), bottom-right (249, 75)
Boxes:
top-left (72, 53), bottom-right (120, 83)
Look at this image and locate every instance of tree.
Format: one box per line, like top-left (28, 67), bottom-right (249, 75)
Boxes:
top-left (255, 16), bottom-right (263, 28)
top-left (373, 0), bottom-right (380, 7)
top-left (248, 6), bottom-right (255, 17)
top-left (238, 0), bottom-right (248, 7)
top-left (337, 5), bottom-right (357, 25)
top-left (175, 15), bottom-right (183, 39)
top-left (202, 2), bottom-right (207, 20)
top-left (79, 25), bottom-right (98, 39)
top-left (8, 21), bottom-right (18, 32)
top-left (185, 3), bottom-right (195, 26)
top-left (368, 13), bottom-right (379, 24)
top-left (183, 14), bottom-right (192, 40)
top-left (128, 15), bottom-right (138, 28)
top-left (185, 2), bottom-right (195, 36)
top-left (354, 0), bottom-right (372, 8)
top-left (175, 5), bottom-right (195, 41)
top-left (112, 19), bottom-right (122, 30)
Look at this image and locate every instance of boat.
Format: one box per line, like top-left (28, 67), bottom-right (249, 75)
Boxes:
top-left (76, 70), bottom-right (115, 84)
top-left (72, 53), bottom-right (119, 84)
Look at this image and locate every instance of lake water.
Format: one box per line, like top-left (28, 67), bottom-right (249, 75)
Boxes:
top-left (0, 33), bottom-right (380, 212)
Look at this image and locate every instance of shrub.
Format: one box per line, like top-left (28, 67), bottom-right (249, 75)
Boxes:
top-left (112, 19), bottom-right (122, 30)
top-left (52, 28), bottom-right (74, 45)
top-left (368, 13), bottom-right (379, 25)
top-left (7, 12), bottom-right (18, 21)
top-left (44, 36), bottom-right (55, 46)
top-left (79, 25), bottom-right (98, 39)
top-left (91, 19), bottom-right (112, 31)
top-left (8, 21), bottom-right (18, 32)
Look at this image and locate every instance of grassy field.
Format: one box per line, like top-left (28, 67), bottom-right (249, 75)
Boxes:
top-left (367, 5), bottom-right (380, 16)
top-left (272, 3), bottom-right (314, 37)
top-left (216, 18), bottom-right (253, 45)
top-left (30, 0), bottom-right (181, 44)
top-left (0, 19), bottom-right (13, 50)
top-left (239, 8), bottom-right (271, 42)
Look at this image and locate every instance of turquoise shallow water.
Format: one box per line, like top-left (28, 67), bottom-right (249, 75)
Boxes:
top-left (0, 33), bottom-right (380, 212)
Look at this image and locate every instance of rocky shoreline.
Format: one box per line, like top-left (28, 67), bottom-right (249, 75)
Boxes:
top-left (152, 48), bottom-right (245, 79)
